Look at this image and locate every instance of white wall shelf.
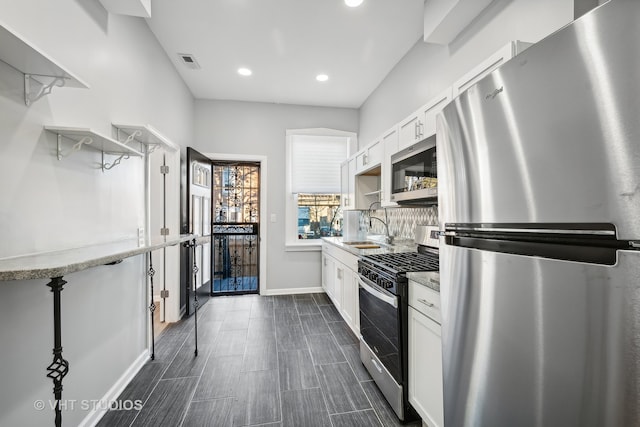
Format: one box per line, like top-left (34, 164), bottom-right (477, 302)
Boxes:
top-left (44, 126), bottom-right (143, 171)
top-left (112, 123), bottom-right (179, 153)
top-left (0, 22), bottom-right (89, 106)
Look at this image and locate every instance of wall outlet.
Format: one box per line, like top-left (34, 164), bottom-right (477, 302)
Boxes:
top-left (138, 227), bottom-right (145, 247)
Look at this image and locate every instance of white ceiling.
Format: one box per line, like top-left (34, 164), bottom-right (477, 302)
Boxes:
top-left (145, 0), bottom-right (425, 108)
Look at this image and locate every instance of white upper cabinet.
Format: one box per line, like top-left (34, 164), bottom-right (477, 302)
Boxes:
top-left (398, 110), bottom-right (423, 151)
top-left (421, 88), bottom-right (453, 142)
top-left (452, 40), bottom-right (532, 97)
top-left (381, 125), bottom-right (399, 208)
top-left (355, 139), bottom-right (382, 175)
top-left (398, 88), bottom-right (453, 151)
top-left (340, 159), bottom-right (350, 210)
top-left (341, 157), bottom-right (357, 210)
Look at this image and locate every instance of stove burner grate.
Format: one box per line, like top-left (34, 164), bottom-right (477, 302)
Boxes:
top-left (361, 252), bottom-right (438, 274)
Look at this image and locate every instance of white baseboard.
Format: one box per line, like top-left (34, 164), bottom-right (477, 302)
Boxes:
top-left (79, 350), bottom-right (150, 427)
top-left (263, 286), bottom-right (324, 296)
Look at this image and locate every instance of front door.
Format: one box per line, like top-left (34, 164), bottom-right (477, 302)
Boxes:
top-left (181, 147), bottom-right (212, 316)
top-left (211, 162), bottom-right (260, 295)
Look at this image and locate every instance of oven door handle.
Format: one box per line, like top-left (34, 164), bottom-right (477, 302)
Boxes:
top-left (358, 276), bottom-right (398, 308)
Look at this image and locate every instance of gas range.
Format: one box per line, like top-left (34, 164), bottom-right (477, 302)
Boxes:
top-left (357, 251), bottom-right (438, 295)
top-left (357, 225), bottom-right (441, 422)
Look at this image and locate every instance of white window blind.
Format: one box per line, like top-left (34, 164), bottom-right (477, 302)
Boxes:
top-left (290, 135), bottom-right (348, 193)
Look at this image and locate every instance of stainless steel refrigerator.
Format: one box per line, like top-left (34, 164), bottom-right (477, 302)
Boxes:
top-left (437, 1), bottom-right (640, 426)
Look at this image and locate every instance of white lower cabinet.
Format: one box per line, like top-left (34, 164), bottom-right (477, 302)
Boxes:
top-left (322, 253), bottom-right (337, 306)
top-left (340, 267), bottom-right (358, 328)
top-left (408, 281), bottom-right (444, 427)
top-left (321, 242), bottom-right (360, 336)
top-left (334, 263), bottom-right (344, 311)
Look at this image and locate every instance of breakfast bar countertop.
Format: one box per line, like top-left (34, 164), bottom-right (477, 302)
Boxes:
top-left (0, 234), bottom-right (198, 281)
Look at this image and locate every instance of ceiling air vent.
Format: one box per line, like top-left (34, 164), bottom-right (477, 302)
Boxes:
top-left (178, 53), bottom-right (201, 70)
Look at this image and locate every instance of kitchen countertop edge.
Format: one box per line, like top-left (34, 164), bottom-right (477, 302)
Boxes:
top-left (0, 234), bottom-right (198, 281)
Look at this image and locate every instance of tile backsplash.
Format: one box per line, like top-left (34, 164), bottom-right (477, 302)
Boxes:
top-left (368, 206), bottom-right (438, 240)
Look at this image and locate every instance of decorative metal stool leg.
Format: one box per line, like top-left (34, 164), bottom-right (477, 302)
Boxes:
top-left (46, 277), bottom-right (69, 427)
top-left (192, 239), bottom-right (199, 357)
top-left (147, 253), bottom-right (156, 360)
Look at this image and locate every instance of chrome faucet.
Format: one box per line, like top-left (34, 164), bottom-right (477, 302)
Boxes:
top-left (368, 201), bottom-right (393, 244)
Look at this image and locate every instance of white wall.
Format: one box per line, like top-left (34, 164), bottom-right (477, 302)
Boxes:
top-left (194, 100), bottom-right (358, 293)
top-left (0, 0), bottom-right (193, 425)
top-left (358, 0), bottom-right (574, 145)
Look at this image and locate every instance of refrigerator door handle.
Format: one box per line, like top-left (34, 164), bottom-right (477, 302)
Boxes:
top-left (445, 225), bottom-right (616, 236)
top-left (444, 233), bottom-right (623, 265)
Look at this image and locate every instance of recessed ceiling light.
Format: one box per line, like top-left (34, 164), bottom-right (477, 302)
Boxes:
top-left (345, 0), bottom-right (363, 7)
top-left (238, 67), bottom-right (252, 76)
top-left (316, 74), bottom-right (329, 82)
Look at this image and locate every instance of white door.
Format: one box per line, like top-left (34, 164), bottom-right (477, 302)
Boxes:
top-left (149, 147), bottom-right (181, 323)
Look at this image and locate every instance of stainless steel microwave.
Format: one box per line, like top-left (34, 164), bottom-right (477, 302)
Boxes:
top-left (390, 135), bottom-right (437, 205)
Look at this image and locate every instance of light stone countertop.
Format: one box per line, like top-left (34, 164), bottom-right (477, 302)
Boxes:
top-left (322, 236), bottom-right (417, 256)
top-left (0, 234), bottom-right (202, 281)
top-left (406, 271), bottom-right (441, 292)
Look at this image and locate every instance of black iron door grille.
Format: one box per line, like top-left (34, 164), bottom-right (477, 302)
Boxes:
top-left (213, 223), bottom-right (259, 294)
top-left (212, 162), bottom-right (260, 295)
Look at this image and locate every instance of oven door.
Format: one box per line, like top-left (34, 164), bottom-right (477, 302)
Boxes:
top-left (358, 275), bottom-right (401, 382)
top-left (359, 275), bottom-right (405, 419)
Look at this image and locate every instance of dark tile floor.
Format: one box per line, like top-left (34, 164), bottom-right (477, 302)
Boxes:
top-left (98, 293), bottom-right (419, 427)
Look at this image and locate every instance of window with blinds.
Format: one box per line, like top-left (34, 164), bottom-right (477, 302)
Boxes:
top-left (288, 134), bottom-right (349, 240)
top-left (289, 135), bottom-right (348, 194)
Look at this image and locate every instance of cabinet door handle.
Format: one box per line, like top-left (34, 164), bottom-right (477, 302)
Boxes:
top-left (337, 268), bottom-right (343, 279)
top-left (418, 298), bottom-right (434, 307)
top-left (414, 121), bottom-right (418, 139)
